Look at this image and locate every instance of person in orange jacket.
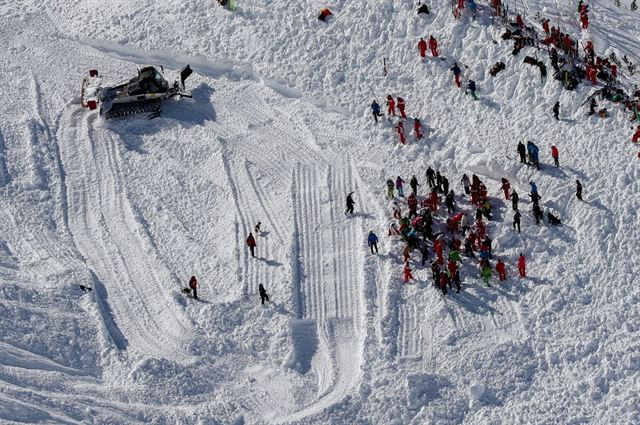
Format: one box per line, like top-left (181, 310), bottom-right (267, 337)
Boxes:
top-left (396, 121), bottom-right (406, 145)
top-left (428, 36), bottom-right (439, 57)
top-left (403, 263), bottom-right (413, 284)
top-left (518, 253), bottom-right (526, 277)
top-left (418, 37), bottom-right (427, 58)
top-left (386, 95), bottom-right (396, 116)
top-left (246, 232), bottom-right (257, 257)
top-left (551, 145), bottom-right (559, 167)
top-left (397, 97), bottom-right (407, 119)
top-left (496, 260), bottom-right (507, 281)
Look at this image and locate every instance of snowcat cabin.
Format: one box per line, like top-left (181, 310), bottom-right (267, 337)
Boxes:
top-left (128, 66), bottom-right (169, 96)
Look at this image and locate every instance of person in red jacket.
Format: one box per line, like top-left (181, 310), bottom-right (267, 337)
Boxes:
top-left (632, 125), bottom-right (640, 143)
top-left (542, 18), bottom-right (550, 34)
top-left (318, 8), bottom-right (333, 22)
top-left (188, 276), bottom-right (198, 299)
top-left (246, 232), bottom-right (257, 257)
top-left (448, 259), bottom-right (457, 277)
top-left (428, 36), bottom-right (439, 57)
top-left (403, 263), bottom-right (414, 284)
top-left (414, 118), bottom-right (423, 139)
top-left (386, 95), bottom-right (396, 116)
top-left (435, 238), bottom-right (444, 264)
top-left (407, 193), bottom-right (418, 217)
top-left (496, 260), bottom-right (507, 281)
top-left (516, 14), bottom-right (525, 29)
top-left (397, 97), bottom-right (407, 119)
top-left (586, 65), bottom-right (597, 85)
top-left (518, 253), bottom-right (526, 277)
top-left (396, 121), bottom-right (406, 145)
top-left (418, 37), bottom-right (427, 58)
top-left (551, 145), bottom-right (559, 167)
top-left (500, 178), bottom-right (511, 200)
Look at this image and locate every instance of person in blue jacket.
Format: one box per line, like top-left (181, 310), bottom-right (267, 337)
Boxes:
top-left (467, 0), bottom-right (477, 18)
top-left (371, 100), bottom-right (382, 123)
top-left (368, 230), bottom-right (379, 254)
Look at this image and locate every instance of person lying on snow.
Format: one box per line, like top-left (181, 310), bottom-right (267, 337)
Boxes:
top-left (547, 210), bottom-right (561, 226)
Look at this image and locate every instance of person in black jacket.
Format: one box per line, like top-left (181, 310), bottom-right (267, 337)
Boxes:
top-left (259, 284), bottom-right (269, 305)
top-left (517, 141), bottom-right (527, 164)
top-left (553, 101), bottom-right (560, 120)
top-left (513, 210), bottom-right (521, 233)
top-left (426, 167), bottom-right (436, 188)
top-left (512, 190), bottom-right (519, 210)
top-left (345, 192), bottom-right (355, 214)
top-left (576, 180), bottom-right (583, 200)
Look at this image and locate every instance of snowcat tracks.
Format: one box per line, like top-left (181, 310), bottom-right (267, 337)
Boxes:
top-left (103, 100), bottom-right (162, 120)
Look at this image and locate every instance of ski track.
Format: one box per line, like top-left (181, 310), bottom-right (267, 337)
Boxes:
top-left (58, 107), bottom-right (195, 361)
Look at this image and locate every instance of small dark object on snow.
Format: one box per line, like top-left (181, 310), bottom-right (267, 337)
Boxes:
top-left (489, 62), bottom-right (506, 76)
top-left (417, 2), bottom-right (430, 14)
top-left (79, 285), bottom-right (93, 292)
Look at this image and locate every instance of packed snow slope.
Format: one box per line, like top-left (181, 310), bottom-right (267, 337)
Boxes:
top-left (1, 0), bottom-right (639, 423)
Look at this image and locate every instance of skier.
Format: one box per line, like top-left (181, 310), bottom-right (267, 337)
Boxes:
top-left (410, 175), bottom-right (419, 195)
top-left (466, 80), bottom-right (478, 100)
top-left (500, 178), bottom-right (511, 200)
top-left (403, 263), bottom-right (414, 284)
top-left (517, 141), bottom-right (527, 164)
top-left (512, 190), bottom-right (519, 210)
top-left (418, 37), bottom-right (428, 58)
top-left (246, 233), bottom-right (257, 257)
top-left (496, 260), bottom-right (507, 281)
top-left (450, 63), bottom-right (462, 87)
top-left (396, 176), bottom-right (405, 197)
top-left (576, 180), bottom-right (583, 201)
top-left (513, 210), bottom-right (521, 233)
top-left (368, 230), bottom-right (379, 254)
top-left (461, 174), bottom-right (471, 195)
top-left (397, 97), bottom-right (407, 119)
top-left (414, 118), bottom-right (424, 139)
top-left (426, 167), bottom-right (436, 188)
top-left (396, 121), bottom-right (406, 145)
top-left (518, 253), bottom-right (526, 277)
top-left (371, 100), bottom-right (382, 123)
top-left (386, 179), bottom-right (395, 198)
top-left (428, 36), bottom-right (439, 57)
top-left (481, 265), bottom-right (492, 287)
top-left (386, 95), bottom-right (396, 116)
top-left (189, 275), bottom-right (198, 300)
top-left (346, 192), bottom-right (355, 214)
top-left (553, 101), bottom-right (560, 120)
top-left (259, 283), bottom-right (269, 305)
top-left (551, 145), bottom-right (559, 167)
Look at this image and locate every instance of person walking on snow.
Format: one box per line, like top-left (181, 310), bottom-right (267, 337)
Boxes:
top-left (189, 276), bottom-right (198, 300)
top-left (553, 101), bottom-right (560, 120)
top-left (500, 178), bottom-right (511, 200)
top-left (496, 260), bottom-right (507, 281)
top-left (512, 190), bottom-right (519, 211)
top-left (259, 283), bottom-right (269, 305)
top-left (588, 98), bottom-right (598, 116)
top-left (386, 179), bottom-right (395, 198)
top-left (551, 145), bottom-right (559, 167)
top-left (414, 118), bottom-right (424, 139)
top-left (426, 167), bottom-right (436, 188)
top-left (428, 36), bottom-right (439, 57)
top-left (450, 63), bottom-right (462, 87)
top-left (418, 37), bottom-right (428, 58)
top-left (246, 233), bottom-right (257, 257)
top-left (396, 176), bottom-right (405, 197)
top-left (410, 175), bottom-right (419, 195)
top-left (371, 100), bottom-right (382, 123)
top-left (461, 174), bottom-right (471, 195)
top-left (368, 230), bottom-right (379, 254)
top-left (346, 192), bottom-right (355, 214)
top-left (403, 263), bottom-right (414, 284)
top-left (518, 253), bottom-right (526, 277)
top-left (397, 97), bottom-right (407, 119)
top-left (517, 141), bottom-right (527, 164)
top-left (576, 180), bottom-right (583, 201)
top-left (386, 95), bottom-right (396, 116)
top-left (481, 265), bottom-right (492, 287)
top-left (513, 210), bottom-right (521, 233)
top-left (396, 121), bottom-right (406, 145)
top-left (442, 176), bottom-right (450, 196)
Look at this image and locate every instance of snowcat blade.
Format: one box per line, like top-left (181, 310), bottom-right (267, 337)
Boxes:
top-left (179, 65), bottom-right (193, 89)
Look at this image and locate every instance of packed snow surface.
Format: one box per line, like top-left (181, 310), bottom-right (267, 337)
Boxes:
top-left (1, 0), bottom-right (639, 423)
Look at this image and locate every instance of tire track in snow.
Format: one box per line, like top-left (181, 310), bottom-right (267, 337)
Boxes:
top-left (59, 108), bottom-right (195, 361)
